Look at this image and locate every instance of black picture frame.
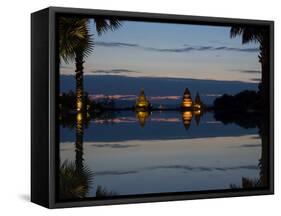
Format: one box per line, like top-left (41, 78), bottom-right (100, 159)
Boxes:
top-left (31, 6), bottom-right (274, 209)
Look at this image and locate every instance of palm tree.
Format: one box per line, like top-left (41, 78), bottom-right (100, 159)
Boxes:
top-left (59, 17), bottom-right (121, 113)
top-left (230, 26), bottom-right (269, 100)
top-left (59, 17), bottom-right (121, 199)
top-left (59, 160), bottom-right (94, 199)
top-left (59, 16), bottom-right (120, 165)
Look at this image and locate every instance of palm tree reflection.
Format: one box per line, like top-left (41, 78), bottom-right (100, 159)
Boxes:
top-left (75, 112), bottom-right (84, 171)
top-left (59, 160), bottom-right (94, 199)
top-left (96, 185), bottom-right (118, 197)
top-left (59, 112), bottom-right (94, 200)
top-left (228, 116), bottom-right (269, 189)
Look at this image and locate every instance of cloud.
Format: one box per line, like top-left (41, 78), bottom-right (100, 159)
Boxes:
top-left (92, 118), bottom-right (136, 124)
top-left (88, 94), bottom-right (182, 101)
top-left (239, 144), bottom-right (261, 148)
top-left (149, 96), bottom-right (180, 100)
top-left (145, 46), bottom-right (195, 53)
top-left (89, 143), bottom-right (139, 148)
top-left (150, 164), bottom-right (259, 172)
top-left (150, 118), bottom-right (181, 123)
top-left (89, 94), bottom-right (136, 100)
top-left (95, 41), bottom-right (139, 48)
top-left (95, 41), bottom-right (259, 53)
top-left (228, 144), bottom-right (261, 149)
top-left (95, 170), bottom-right (139, 176)
top-left (212, 46), bottom-right (258, 52)
top-left (251, 78), bottom-right (261, 82)
top-left (91, 69), bottom-right (140, 74)
top-left (237, 70), bottom-right (261, 74)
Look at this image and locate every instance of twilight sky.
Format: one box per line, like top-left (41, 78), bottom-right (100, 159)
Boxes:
top-left (60, 19), bottom-right (261, 83)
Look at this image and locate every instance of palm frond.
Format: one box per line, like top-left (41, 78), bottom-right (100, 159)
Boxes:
top-left (230, 26), bottom-right (263, 44)
top-left (94, 17), bottom-right (121, 36)
top-left (59, 17), bottom-right (93, 64)
top-left (230, 27), bottom-right (244, 38)
top-left (59, 160), bottom-right (94, 199)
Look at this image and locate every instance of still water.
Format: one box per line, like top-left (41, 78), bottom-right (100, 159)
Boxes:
top-left (60, 111), bottom-right (263, 198)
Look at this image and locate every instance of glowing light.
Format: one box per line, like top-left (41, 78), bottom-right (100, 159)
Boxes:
top-left (136, 111), bottom-right (150, 127)
top-left (136, 90), bottom-right (150, 110)
top-left (182, 111), bottom-right (193, 129)
top-left (182, 111), bottom-right (193, 120)
top-left (194, 109), bottom-right (201, 115)
top-left (77, 100), bottom-right (82, 111)
top-left (194, 92), bottom-right (203, 110)
top-left (77, 112), bottom-right (83, 122)
top-left (181, 88), bottom-right (193, 108)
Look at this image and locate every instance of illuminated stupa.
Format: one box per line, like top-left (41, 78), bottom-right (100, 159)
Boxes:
top-left (194, 92), bottom-right (203, 110)
top-left (181, 88), bottom-right (193, 109)
top-left (135, 90), bottom-right (151, 111)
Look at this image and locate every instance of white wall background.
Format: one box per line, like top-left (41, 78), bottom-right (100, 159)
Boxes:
top-left (0, 0), bottom-right (279, 214)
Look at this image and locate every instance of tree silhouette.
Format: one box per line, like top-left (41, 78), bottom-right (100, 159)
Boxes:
top-left (59, 160), bottom-right (94, 199)
top-left (59, 17), bottom-right (121, 113)
top-left (59, 17), bottom-right (121, 200)
top-left (230, 26), bottom-right (269, 100)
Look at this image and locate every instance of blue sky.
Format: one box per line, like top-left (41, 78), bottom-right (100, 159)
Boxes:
top-left (60, 19), bottom-right (261, 83)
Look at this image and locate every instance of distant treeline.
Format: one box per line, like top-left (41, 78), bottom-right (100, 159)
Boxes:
top-left (213, 90), bottom-right (264, 111)
top-left (213, 90), bottom-right (266, 129)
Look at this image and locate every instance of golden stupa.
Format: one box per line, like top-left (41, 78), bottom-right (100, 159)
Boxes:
top-left (135, 90), bottom-right (150, 110)
top-left (194, 92), bottom-right (203, 110)
top-left (181, 88), bottom-right (193, 109)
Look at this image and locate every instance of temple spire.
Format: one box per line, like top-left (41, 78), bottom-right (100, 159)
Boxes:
top-left (135, 89), bottom-right (151, 111)
top-left (181, 88), bottom-right (193, 109)
top-left (194, 92), bottom-right (203, 110)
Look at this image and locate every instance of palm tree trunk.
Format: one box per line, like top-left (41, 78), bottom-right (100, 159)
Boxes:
top-left (259, 33), bottom-right (270, 104)
top-left (75, 112), bottom-right (84, 172)
top-left (75, 52), bottom-right (85, 172)
top-left (75, 52), bottom-right (84, 112)
top-left (260, 125), bottom-right (269, 187)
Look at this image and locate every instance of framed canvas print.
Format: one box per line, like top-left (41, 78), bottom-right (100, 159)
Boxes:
top-left (31, 7), bottom-right (274, 208)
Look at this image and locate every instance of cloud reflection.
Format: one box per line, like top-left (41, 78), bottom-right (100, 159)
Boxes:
top-left (94, 164), bottom-right (259, 176)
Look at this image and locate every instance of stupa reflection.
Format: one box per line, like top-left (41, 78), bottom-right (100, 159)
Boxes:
top-left (182, 111), bottom-right (193, 129)
top-left (181, 109), bottom-right (203, 129)
top-left (194, 109), bottom-right (202, 126)
top-left (136, 111), bottom-right (150, 127)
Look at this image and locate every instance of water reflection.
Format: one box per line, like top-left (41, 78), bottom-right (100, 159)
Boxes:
top-left (136, 111), bottom-right (150, 127)
top-left (59, 109), bottom-right (268, 199)
top-left (182, 111), bottom-right (193, 129)
top-left (59, 111), bottom-right (94, 200)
